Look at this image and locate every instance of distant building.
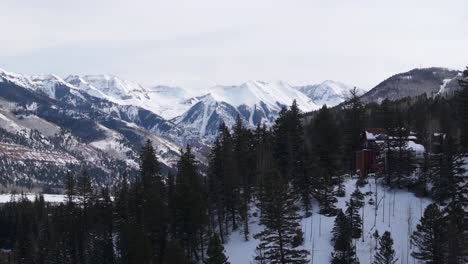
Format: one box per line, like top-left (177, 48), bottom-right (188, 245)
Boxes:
top-left (355, 128), bottom-right (425, 178)
top-left (355, 128), bottom-right (385, 178)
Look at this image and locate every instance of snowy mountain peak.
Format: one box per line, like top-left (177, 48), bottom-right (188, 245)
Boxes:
top-left (0, 68), bottom-right (77, 99)
top-left (207, 80), bottom-right (318, 112)
top-left (65, 75), bottom-right (193, 119)
top-left (296, 80), bottom-right (361, 107)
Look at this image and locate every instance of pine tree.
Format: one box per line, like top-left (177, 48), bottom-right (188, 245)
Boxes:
top-left (76, 169), bottom-right (94, 210)
top-left (174, 145), bottom-right (208, 261)
top-left (430, 135), bottom-right (467, 204)
top-left (205, 234), bottom-right (230, 264)
top-left (163, 240), bottom-right (191, 264)
top-left (331, 210), bottom-right (358, 264)
top-left (343, 87), bottom-right (365, 173)
top-left (411, 203), bottom-right (446, 263)
top-left (254, 169), bottom-right (309, 264)
top-left (139, 140), bottom-right (167, 263)
top-left (444, 203), bottom-right (467, 264)
top-left (456, 67), bottom-right (468, 151)
top-left (273, 101), bottom-right (310, 214)
top-left (345, 197), bottom-right (362, 239)
top-left (308, 105), bottom-right (340, 216)
top-left (232, 116), bottom-right (256, 240)
top-left (373, 231), bottom-right (397, 264)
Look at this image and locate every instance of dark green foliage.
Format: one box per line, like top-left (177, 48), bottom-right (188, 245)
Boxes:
top-left (164, 240), bottom-right (191, 264)
top-left (345, 197), bottom-right (362, 239)
top-left (373, 231), bottom-right (397, 264)
top-left (174, 145), bottom-right (208, 261)
top-left (430, 135), bottom-right (467, 204)
top-left (457, 67), bottom-right (468, 151)
top-left (343, 87), bottom-right (365, 173)
top-left (307, 105), bottom-right (340, 216)
top-left (254, 168), bottom-right (309, 264)
top-left (205, 234), bottom-right (230, 264)
top-left (331, 210), bottom-right (359, 264)
top-left (411, 203), bottom-right (446, 263)
top-left (273, 101), bottom-right (311, 214)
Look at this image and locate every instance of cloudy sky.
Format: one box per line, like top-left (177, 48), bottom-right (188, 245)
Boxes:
top-left (1, 0), bottom-right (467, 91)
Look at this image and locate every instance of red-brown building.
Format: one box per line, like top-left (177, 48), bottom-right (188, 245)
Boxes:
top-left (355, 128), bottom-right (385, 178)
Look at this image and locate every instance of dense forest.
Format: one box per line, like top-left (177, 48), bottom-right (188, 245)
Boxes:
top-left (0, 69), bottom-right (467, 264)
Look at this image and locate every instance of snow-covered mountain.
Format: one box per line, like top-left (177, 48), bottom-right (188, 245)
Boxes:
top-left (360, 67), bottom-right (462, 103)
top-left (296, 80), bottom-right (364, 107)
top-left (174, 81), bottom-right (320, 140)
top-left (65, 75), bottom-right (194, 119)
top-left (0, 68), bottom-right (194, 187)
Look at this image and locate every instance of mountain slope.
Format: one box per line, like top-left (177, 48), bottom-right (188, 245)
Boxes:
top-left (0, 69), bottom-right (193, 188)
top-left (225, 177), bottom-right (432, 264)
top-left (360, 67), bottom-right (461, 103)
top-left (296, 80), bottom-right (364, 107)
top-left (65, 75), bottom-right (194, 119)
top-left (174, 81), bottom-right (320, 140)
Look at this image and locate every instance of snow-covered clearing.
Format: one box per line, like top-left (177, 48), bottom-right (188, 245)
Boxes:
top-left (0, 193), bottom-right (67, 203)
top-left (225, 177), bottom-right (432, 264)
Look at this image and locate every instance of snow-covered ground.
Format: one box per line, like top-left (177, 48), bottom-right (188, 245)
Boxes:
top-left (0, 193), bottom-right (67, 203)
top-left (225, 177), bottom-right (432, 264)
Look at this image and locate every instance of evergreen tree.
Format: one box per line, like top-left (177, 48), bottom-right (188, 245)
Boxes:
top-left (343, 87), bottom-right (365, 173)
top-left (174, 145), bottom-right (208, 261)
top-left (308, 105), bottom-right (340, 216)
top-left (232, 116), bottom-right (256, 240)
top-left (444, 203), bottom-right (467, 264)
top-left (373, 231), bottom-right (397, 264)
top-left (205, 234), bottom-right (230, 264)
top-left (139, 140), bottom-right (167, 263)
top-left (273, 101), bottom-right (311, 214)
top-left (331, 210), bottom-right (358, 264)
top-left (411, 203), bottom-right (446, 263)
top-left (345, 196), bottom-right (362, 239)
top-left (456, 67), bottom-right (468, 151)
top-left (76, 169), bottom-right (94, 210)
top-left (254, 169), bottom-right (309, 264)
top-left (163, 240), bottom-right (191, 264)
top-left (430, 135), bottom-right (467, 204)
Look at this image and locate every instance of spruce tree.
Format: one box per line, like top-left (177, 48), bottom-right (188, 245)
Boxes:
top-left (411, 203), bottom-right (446, 263)
top-left (308, 105), bottom-right (340, 216)
top-left (345, 197), bottom-right (362, 239)
top-left (273, 101), bottom-right (310, 214)
top-left (456, 67), bottom-right (468, 151)
top-left (254, 169), bottom-right (309, 264)
top-left (343, 87), bottom-right (365, 173)
top-left (163, 240), bottom-right (191, 264)
top-left (205, 234), bottom-right (230, 264)
top-left (139, 140), bottom-right (167, 263)
top-left (174, 145), bottom-right (208, 261)
top-left (373, 231), bottom-right (397, 264)
top-left (331, 210), bottom-right (358, 264)
top-left (430, 135), bottom-right (467, 204)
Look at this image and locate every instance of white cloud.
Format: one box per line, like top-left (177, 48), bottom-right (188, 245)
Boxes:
top-left (1, 0), bottom-right (467, 92)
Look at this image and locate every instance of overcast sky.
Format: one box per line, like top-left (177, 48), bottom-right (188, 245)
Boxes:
top-left (1, 0), bottom-right (467, 91)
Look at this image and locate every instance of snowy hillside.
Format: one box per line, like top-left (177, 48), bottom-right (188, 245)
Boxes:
top-left (296, 80), bottom-right (364, 107)
top-left (65, 74), bottom-right (194, 119)
top-left (225, 177), bottom-right (432, 264)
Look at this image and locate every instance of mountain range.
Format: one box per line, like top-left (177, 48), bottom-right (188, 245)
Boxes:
top-left (0, 66), bottom-right (464, 189)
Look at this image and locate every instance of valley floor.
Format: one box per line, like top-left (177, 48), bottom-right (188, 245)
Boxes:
top-left (225, 177), bottom-right (432, 264)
